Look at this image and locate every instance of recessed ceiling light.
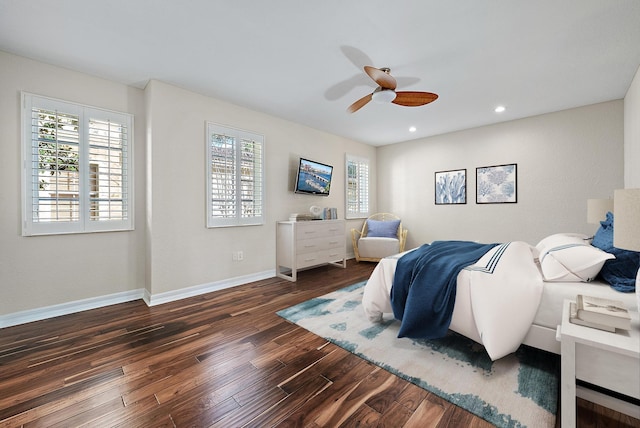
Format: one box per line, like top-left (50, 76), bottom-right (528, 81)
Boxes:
top-left (494, 105), bottom-right (506, 113)
top-left (409, 126), bottom-right (417, 132)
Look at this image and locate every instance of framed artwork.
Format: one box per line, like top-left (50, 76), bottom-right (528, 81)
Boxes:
top-left (476, 163), bottom-right (517, 204)
top-left (435, 169), bottom-right (467, 205)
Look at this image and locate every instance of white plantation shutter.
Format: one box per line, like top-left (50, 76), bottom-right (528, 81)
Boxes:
top-left (87, 113), bottom-right (130, 224)
top-left (346, 154), bottom-right (370, 219)
top-left (207, 122), bottom-right (264, 227)
top-left (28, 104), bottom-right (81, 228)
top-left (22, 94), bottom-right (134, 236)
top-left (209, 131), bottom-right (237, 220)
top-left (239, 137), bottom-right (263, 219)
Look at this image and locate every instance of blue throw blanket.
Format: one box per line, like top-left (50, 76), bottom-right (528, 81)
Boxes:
top-left (390, 241), bottom-right (498, 339)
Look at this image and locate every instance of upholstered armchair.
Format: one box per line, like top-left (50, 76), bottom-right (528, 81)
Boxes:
top-left (351, 213), bottom-right (408, 262)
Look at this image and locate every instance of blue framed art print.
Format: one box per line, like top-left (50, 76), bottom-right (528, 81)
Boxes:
top-left (476, 163), bottom-right (517, 204)
top-left (435, 169), bottom-right (467, 205)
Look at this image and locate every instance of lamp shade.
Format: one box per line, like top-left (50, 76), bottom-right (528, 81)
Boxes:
top-left (587, 198), bottom-right (613, 224)
top-left (613, 188), bottom-right (640, 251)
top-left (371, 89), bottom-right (397, 104)
top-left (614, 188), bottom-right (640, 312)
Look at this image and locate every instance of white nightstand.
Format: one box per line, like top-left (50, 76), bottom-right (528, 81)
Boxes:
top-left (557, 299), bottom-right (640, 427)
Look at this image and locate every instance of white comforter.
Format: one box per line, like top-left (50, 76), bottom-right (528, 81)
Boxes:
top-left (362, 241), bottom-right (544, 360)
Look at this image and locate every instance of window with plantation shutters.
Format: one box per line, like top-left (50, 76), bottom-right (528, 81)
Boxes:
top-left (346, 154), bottom-right (370, 219)
top-left (206, 122), bottom-right (264, 227)
top-left (22, 93), bottom-right (134, 236)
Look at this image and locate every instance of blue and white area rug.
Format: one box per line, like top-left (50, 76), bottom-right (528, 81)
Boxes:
top-left (277, 281), bottom-right (559, 428)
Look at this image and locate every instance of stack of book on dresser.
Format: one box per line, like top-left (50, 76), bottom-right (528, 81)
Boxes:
top-left (289, 213), bottom-right (317, 221)
top-left (569, 295), bottom-right (632, 332)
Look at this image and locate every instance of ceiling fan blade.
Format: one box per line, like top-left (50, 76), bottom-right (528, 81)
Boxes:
top-left (347, 93), bottom-right (373, 113)
top-left (364, 66), bottom-right (397, 90)
top-left (392, 91), bottom-right (439, 107)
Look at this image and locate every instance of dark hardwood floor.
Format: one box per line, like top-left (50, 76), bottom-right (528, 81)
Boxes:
top-left (1, 260), bottom-right (638, 427)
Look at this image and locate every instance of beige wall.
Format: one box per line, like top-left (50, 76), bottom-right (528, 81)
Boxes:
top-left (0, 51), bottom-right (147, 315)
top-left (144, 80), bottom-right (376, 296)
top-left (624, 65), bottom-right (640, 188)
top-left (376, 101), bottom-right (624, 247)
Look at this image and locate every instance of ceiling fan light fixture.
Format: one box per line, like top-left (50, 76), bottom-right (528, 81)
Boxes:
top-left (347, 65), bottom-right (438, 113)
top-left (372, 89), bottom-right (397, 104)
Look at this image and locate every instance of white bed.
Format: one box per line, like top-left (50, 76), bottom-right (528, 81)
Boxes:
top-left (362, 240), bottom-right (638, 358)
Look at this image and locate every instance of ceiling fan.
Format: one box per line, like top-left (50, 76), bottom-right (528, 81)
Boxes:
top-left (347, 66), bottom-right (438, 113)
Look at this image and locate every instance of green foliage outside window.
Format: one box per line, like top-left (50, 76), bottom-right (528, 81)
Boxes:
top-left (36, 111), bottom-right (79, 190)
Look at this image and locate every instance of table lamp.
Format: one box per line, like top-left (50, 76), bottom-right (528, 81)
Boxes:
top-left (613, 188), bottom-right (640, 311)
top-left (587, 198), bottom-right (613, 224)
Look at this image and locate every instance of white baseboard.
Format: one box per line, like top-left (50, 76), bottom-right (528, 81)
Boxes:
top-left (0, 289), bottom-right (145, 329)
top-left (0, 269), bottom-right (276, 329)
top-left (143, 269), bottom-right (275, 306)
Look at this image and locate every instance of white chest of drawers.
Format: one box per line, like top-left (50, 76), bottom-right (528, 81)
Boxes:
top-left (276, 220), bottom-right (346, 282)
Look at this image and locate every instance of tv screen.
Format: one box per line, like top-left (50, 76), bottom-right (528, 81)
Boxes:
top-left (295, 158), bottom-right (333, 196)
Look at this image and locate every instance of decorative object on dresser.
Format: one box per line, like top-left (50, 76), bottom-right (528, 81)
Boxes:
top-left (276, 219), bottom-right (346, 282)
top-left (309, 205), bottom-right (323, 218)
top-left (322, 207), bottom-right (338, 219)
top-left (571, 295), bottom-right (631, 331)
top-left (289, 213), bottom-right (316, 221)
top-left (613, 188), bottom-right (640, 311)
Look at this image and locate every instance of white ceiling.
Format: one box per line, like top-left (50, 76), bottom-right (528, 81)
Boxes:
top-left (1, 1), bottom-right (639, 146)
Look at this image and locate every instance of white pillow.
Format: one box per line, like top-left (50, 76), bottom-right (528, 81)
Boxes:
top-left (535, 232), bottom-right (589, 251)
top-left (536, 233), bottom-right (614, 282)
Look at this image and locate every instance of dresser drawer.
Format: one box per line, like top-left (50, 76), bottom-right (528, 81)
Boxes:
top-left (325, 235), bottom-right (344, 250)
top-left (296, 251), bottom-right (329, 269)
top-left (322, 222), bottom-right (344, 237)
top-left (297, 248), bottom-right (346, 268)
top-left (296, 222), bottom-right (325, 240)
top-left (326, 247), bottom-right (345, 262)
top-left (298, 236), bottom-right (343, 254)
top-left (297, 237), bottom-right (326, 254)
top-left (296, 221), bottom-right (343, 240)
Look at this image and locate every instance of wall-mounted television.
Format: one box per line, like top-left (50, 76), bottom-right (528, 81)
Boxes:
top-left (295, 158), bottom-right (333, 196)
